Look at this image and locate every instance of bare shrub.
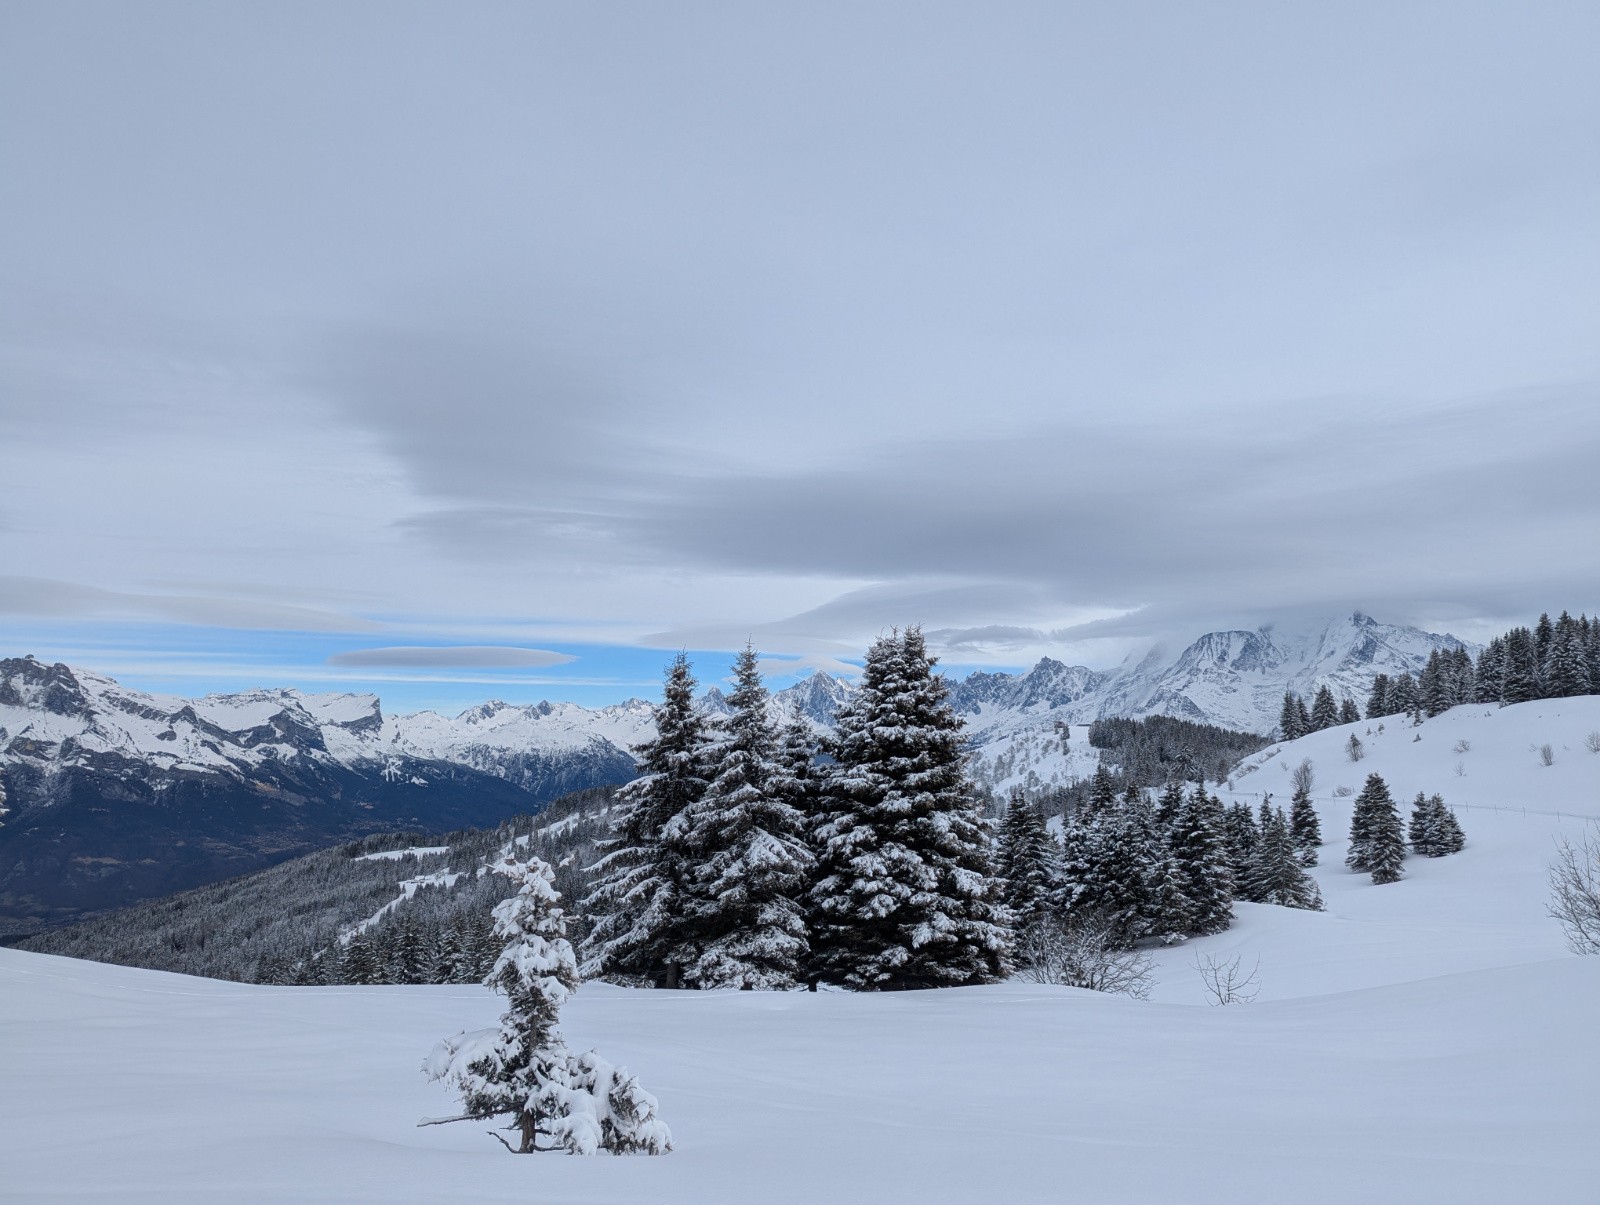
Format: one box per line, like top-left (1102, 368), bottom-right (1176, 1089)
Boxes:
top-left (1016, 915), bottom-right (1155, 1000)
top-left (1345, 734), bottom-right (1365, 763)
top-left (1290, 758), bottom-right (1315, 796)
top-left (1549, 828), bottom-right (1600, 955)
top-left (1452, 739), bottom-right (1472, 754)
top-left (1539, 743), bottom-right (1555, 767)
top-left (1333, 785), bottom-right (1354, 797)
top-left (1584, 731), bottom-right (1600, 755)
top-left (1454, 762), bottom-right (1466, 777)
top-left (1193, 952), bottom-right (1260, 1005)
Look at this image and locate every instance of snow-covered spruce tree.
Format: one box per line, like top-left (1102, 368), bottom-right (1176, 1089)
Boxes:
top-left (1168, 786), bottom-right (1233, 936)
top-left (1310, 685), bottom-right (1339, 732)
top-left (342, 930), bottom-right (382, 984)
top-left (1279, 691), bottom-right (1305, 741)
top-left (674, 645), bottom-right (812, 990)
top-left (1347, 772), bottom-right (1405, 883)
top-left (1154, 780), bottom-right (1186, 834)
top-left (1083, 764), bottom-right (1118, 820)
top-left (1387, 672), bottom-right (1418, 719)
top-left (1223, 802), bottom-right (1259, 894)
top-left (1366, 674), bottom-right (1391, 720)
top-left (1547, 614), bottom-right (1591, 698)
top-left (998, 791), bottom-right (1060, 938)
top-left (1501, 628), bottom-right (1541, 705)
top-left (808, 628), bottom-right (1011, 990)
top-left (1289, 782), bottom-right (1322, 867)
top-left (582, 654), bottom-right (712, 987)
top-left (1409, 793), bottom-right (1465, 857)
top-left (1338, 697), bottom-right (1361, 726)
top-left (1244, 807), bottom-right (1324, 910)
top-left (425, 855), bottom-right (672, 1155)
top-left (1054, 787), bottom-right (1181, 945)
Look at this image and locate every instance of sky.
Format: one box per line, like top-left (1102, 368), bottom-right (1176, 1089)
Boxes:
top-left (2, 1), bottom-right (1598, 711)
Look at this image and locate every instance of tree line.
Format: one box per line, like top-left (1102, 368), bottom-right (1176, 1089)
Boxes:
top-left (1279, 609), bottom-right (1600, 739)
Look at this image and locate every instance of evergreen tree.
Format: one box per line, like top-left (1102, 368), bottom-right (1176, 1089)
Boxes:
top-left (1534, 611), bottom-right (1555, 675)
top-left (998, 793), bottom-right (1060, 937)
top-left (1347, 772), bottom-right (1404, 883)
top-left (1084, 765), bottom-right (1118, 819)
top-left (771, 720), bottom-right (820, 820)
top-left (1409, 793), bottom-right (1465, 856)
top-left (1366, 674), bottom-right (1391, 720)
top-left (1546, 614), bottom-right (1590, 698)
top-left (1309, 685), bottom-right (1339, 731)
top-left (425, 855), bottom-right (672, 1155)
top-left (808, 628), bottom-right (1011, 990)
top-left (1421, 650), bottom-right (1450, 716)
top-left (1500, 627), bottom-right (1540, 705)
top-left (1388, 672), bottom-right (1418, 719)
top-left (342, 930), bottom-right (382, 984)
top-left (1585, 615), bottom-right (1600, 693)
top-left (390, 913), bottom-right (429, 984)
top-left (583, 654), bottom-right (711, 987)
top-left (1473, 639), bottom-right (1506, 703)
top-left (1223, 802), bottom-right (1260, 896)
top-left (1289, 784), bottom-right (1322, 866)
top-left (1168, 787), bottom-right (1233, 936)
top-left (676, 646), bottom-right (812, 990)
top-left (1279, 691), bottom-right (1306, 741)
top-left (1338, 697), bottom-right (1361, 726)
top-left (1154, 780), bottom-right (1186, 833)
top-left (1295, 695), bottom-right (1313, 735)
top-left (1245, 806), bottom-right (1324, 910)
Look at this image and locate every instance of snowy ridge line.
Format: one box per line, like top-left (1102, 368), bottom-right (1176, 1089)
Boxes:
top-left (341, 869), bottom-right (464, 944)
top-left (353, 846), bottom-right (450, 863)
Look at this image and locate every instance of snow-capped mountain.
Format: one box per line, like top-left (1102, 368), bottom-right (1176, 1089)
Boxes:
top-left (0, 612), bottom-right (1470, 932)
top-left (0, 657), bottom-right (638, 936)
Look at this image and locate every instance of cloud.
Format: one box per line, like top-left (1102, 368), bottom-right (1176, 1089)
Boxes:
top-left (325, 646), bottom-right (577, 669)
top-left (0, 575), bottom-right (378, 633)
top-left (3, 4), bottom-right (1598, 698)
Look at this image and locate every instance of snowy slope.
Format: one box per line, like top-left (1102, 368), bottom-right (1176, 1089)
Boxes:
top-left (1145, 696), bottom-right (1600, 1003)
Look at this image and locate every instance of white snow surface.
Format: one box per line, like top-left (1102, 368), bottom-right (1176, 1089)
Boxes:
top-left (3, 697), bottom-right (1599, 1201)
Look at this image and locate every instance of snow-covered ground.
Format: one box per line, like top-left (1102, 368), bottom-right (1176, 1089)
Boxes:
top-left (3, 698), bottom-right (1598, 1202)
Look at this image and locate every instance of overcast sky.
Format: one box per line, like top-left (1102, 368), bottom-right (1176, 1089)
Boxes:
top-left (2, 2), bottom-right (1597, 708)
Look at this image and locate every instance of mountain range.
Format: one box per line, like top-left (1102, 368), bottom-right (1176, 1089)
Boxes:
top-left (0, 612), bottom-right (1467, 935)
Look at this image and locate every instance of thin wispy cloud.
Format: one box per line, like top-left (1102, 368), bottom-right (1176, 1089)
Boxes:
top-left (325, 646), bottom-right (577, 670)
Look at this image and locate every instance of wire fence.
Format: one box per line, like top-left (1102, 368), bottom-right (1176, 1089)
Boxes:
top-left (1229, 789), bottom-right (1598, 824)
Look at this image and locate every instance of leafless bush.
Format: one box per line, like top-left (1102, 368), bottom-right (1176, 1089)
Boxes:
top-left (1539, 743), bottom-right (1555, 767)
top-left (1193, 952), bottom-right (1260, 1005)
top-left (1333, 785), bottom-right (1353, 797)
top-left (1345, 734), bottom-right (1364, 763)
top-left (1016, 915), bottom-right (1155, 1000)
top-left (1452, 739), bottom-right (1472, 754)
top-left (1454, 762), bottom-right (1466, 777)
top-left (1584, 731), bottom-right (1600, 755)
top-left (1549, 828), bottom-right (1600, 955)
top-left (1291, 758), bottom-right (1315, 796)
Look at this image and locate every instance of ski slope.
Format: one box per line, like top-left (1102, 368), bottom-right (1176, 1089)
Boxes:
top-left (2, 698), bottom-right (1597, 1202)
